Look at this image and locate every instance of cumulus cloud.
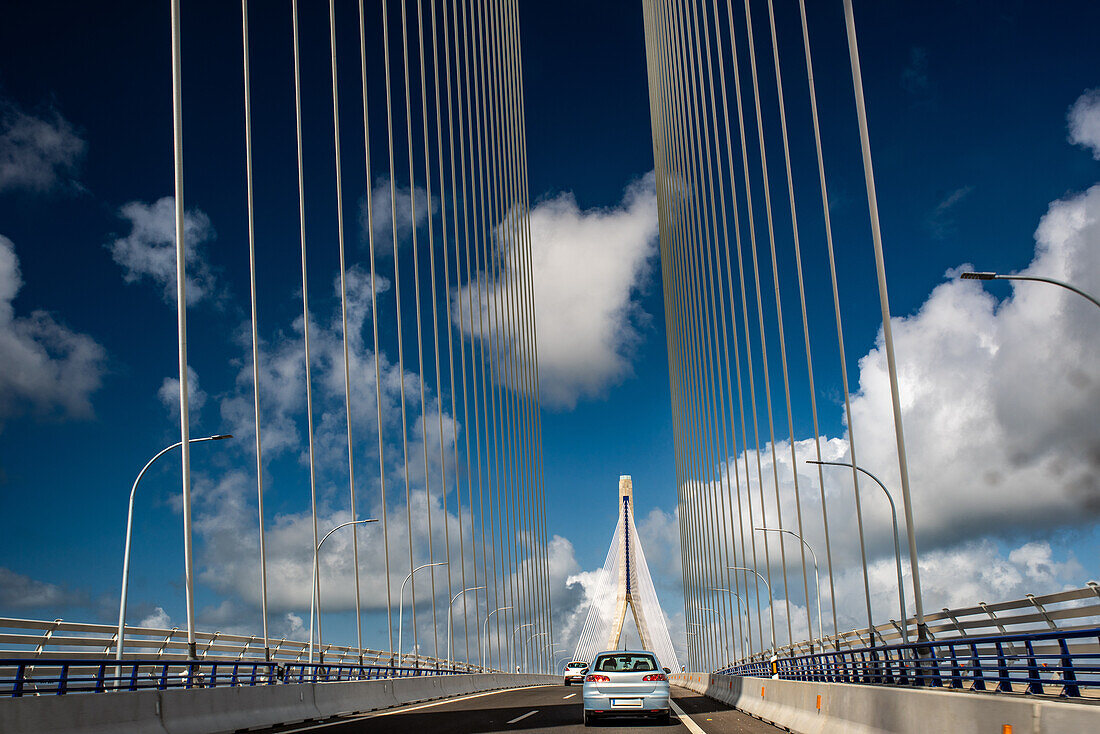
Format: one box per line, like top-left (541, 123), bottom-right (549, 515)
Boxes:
top-left (0, 98), bottom-right (85, 194)
top-left (0, 235), bottom-right (106, 430)
top-left (158, 366), bottom-right (206, 421)
top-left (0, 566), bottom-right (87, 610)
top-left (108, 197), bottom-right (219, 305)
top-left (139, 607), bottom-right (171, 629)
top-left (1068, 88), bottom-right (1100, 160)
top-left (455, 172), bottom-right (658, 409)
top-left (360, 176), bottom-right (436, 248)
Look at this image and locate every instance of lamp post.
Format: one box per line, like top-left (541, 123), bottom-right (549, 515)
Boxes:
top-left (482, 606), bottom-right (511, 670)
top-left (526, 631), bottom-right (548, 672)
top-left (755, 528), bottom-right (823, 652)
top-left (309, 518), bottom-right (378, 664)
top-left (960, 271), bottom-right (1100, 310)
top-left (693, 604), bottom-right (727, 667)
top-left (397, 561), bottom-right (448, 665)
top-left (447, 585), bottom-right (484, 664)
top-left (729, 566), bottom-right (775, 653)
top-left (116, 434), bottom-right (233, 668)
top-left (808, 459), bottom-right (907, 643)
top-left (511, 623), bottom-right (533, 672)
top-left (712, 587), bottom-right (749, 658)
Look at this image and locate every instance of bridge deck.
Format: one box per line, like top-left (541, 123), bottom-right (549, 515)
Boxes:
top-left (252, 684), bottom-right (782, 734)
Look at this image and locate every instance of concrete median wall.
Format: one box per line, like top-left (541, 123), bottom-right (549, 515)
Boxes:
top-left (670, 673), bottom-right (1099, 733)
top-left (0, 673), bottom-right (557, 734)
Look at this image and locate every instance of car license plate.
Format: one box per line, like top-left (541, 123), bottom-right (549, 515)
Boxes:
top-left (610, 698), bottom-right (643, 707)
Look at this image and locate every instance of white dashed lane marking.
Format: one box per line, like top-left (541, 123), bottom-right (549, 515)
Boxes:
top-left (506, 709), bottom-right (538, 724)
top-left (562, 693), bottom-right (576, 699)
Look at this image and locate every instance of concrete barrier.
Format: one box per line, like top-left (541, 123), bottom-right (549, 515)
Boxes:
top-left (0, 673), bottom-right (558, 734)
top-left (670, 673), bottom-right (1100, 733)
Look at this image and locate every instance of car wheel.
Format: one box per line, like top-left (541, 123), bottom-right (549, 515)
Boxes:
top-left (564, 680), bottom-right (570, 686)
top-left (657, 712), bottom-right (671, 726)
top-left (583, 711), bottom-right (593, 727)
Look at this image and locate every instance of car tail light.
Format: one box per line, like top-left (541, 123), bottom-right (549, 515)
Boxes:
top-left (642, 673), bottom-right (667, 682)
top-left (585, 674), bottom-right (610, 682)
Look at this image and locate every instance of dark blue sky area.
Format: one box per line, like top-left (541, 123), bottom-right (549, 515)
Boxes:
top-left (0, 0), bottom-right (1098, 649)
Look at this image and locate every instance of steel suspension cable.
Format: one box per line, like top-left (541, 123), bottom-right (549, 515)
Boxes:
top-left (504, 0), bottom-right (554, 670)
top-left (291, 0), bottom-right (323, 665)
top-left (762, 0), bottom-right (814, 645)
top-left (358, 0), bottom-right (396, 658)
top-left (380, 0), bottom-right (419, 662)
top-left (403, 0), bottom-right (441, 661)
top-left (794, 0), bottom-right (844, 642)
top-left (240, 0), bottom-right (270, 662)
top-left (431, 0), bottom-right (469, 664)
top-left (740, 0), bottom-right (795, 646)
top-left (328, 0), bottom-right (365, 662)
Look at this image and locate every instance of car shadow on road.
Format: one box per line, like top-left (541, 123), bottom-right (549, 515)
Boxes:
top-left (344, 701), bottom-right (680, 733)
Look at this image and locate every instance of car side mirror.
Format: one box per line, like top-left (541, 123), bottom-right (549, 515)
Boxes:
top-left (663, 667), bottom-right (671, 674)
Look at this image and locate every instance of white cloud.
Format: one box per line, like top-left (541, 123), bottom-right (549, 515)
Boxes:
top-left (455, 172), bottom-right (658, 410)
top-left (1068, 88), bottom-right (1100, 160)
top-left (158, 366), bottom-right (207, 421)
top-left (0, 235), bottom-right (106, 429)
top-left (139, 606), bottom-right (171, 629)
top-left (0, 98), bottom-right (85, 194)
top-left (108, 197), bottom-right (219, 305)
top-left (361, 176), bottom-right (436, 248)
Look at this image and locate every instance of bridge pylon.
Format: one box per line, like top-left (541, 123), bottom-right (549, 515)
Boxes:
top-left (604, 476), bottom-right (656, 652)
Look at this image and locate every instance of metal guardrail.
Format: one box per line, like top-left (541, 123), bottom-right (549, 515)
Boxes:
top-left (719, 627), bottom-right (1100, 699)
top-left (0, 658), bottom-right (470, 697)
top-left (0, 617), bottom-right (481, 672)
top-left (732, 584), bottom-right (1100, 666)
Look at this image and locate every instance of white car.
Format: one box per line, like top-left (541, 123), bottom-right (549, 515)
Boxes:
top-left (581, 650), bottom-right (671, 726)
top-left (563, 660), bottom-right (589, 686)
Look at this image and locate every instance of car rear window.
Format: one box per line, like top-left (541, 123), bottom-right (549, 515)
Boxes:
top-left (566, 662), bottom-right (587, 668)
top-left (593, 654), bottom-right (658, 672)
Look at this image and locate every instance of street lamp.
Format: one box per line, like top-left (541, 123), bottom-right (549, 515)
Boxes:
top-left (483, 606), bottom-right (512, 670)
top-left (712, 587), bottom-right (750, 658)
top-left (527, 631), bottom-right (548, 671)
top-left (512, 623), bottom-right (533, 672)
top-left (960, 271), bottom-right (1100, 310)
top-left (729, 566), bottom-right (776, 653)
top-left (755, 527), bottom-right (823, 652)
top-left (116, 434), bottom-right (232, 667)
top-left (447, 585), bottom-right (484, 664)
top-left (308, 518), bottom-right (378, 664)
top-left (397, 561), bottom-right (448, 665)
top-left (808, 459), bottom-right (907, 642)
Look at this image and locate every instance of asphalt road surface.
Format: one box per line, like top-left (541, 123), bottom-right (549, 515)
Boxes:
top-left (258, 684), bottom-right (783, 734)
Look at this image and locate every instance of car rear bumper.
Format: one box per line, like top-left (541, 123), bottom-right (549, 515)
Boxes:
top-left (582, 690), bottom-right (670, 716)
top-left (564, 674), bottom-right (586, 684)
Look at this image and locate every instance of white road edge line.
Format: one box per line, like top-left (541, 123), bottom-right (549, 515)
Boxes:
top-left (271, 685), bottom-right (547, 733)
top-left (670, 700), bottom-right (707, 734)
top-left (506, 709), bottom-right (538, 724)
top-left (562, 693), bottom-right (576, 699)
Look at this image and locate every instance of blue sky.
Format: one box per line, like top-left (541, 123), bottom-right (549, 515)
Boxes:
top-left (1, 0), bottom-right (1099, 663)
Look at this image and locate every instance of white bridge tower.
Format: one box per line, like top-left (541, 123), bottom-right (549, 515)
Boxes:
top-left (572, 475), bottom-right (680, 670)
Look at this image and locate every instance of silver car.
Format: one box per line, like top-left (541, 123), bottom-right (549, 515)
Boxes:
top-left (563, 660), bottom-right (589, 686)
top-left (581, 650), bottom-right (671, 726)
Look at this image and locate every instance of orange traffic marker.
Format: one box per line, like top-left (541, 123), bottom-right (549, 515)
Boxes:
top-left (816, 694), bottom-right (822, 711)
top-left (761, 685), bottom-right (765, 698)
top-left (1002, 726), bottom-right (1012, 734)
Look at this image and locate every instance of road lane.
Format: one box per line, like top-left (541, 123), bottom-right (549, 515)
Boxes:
top-left (258, 684), bottom-right (782, 734)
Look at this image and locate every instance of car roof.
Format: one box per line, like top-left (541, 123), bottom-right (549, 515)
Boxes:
top-left (594, 650), bottom-right (655, 655)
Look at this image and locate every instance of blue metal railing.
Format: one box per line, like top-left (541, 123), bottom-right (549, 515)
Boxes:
top-left (717, 627), bottom-right (1100, 698)
top-left (1, 658), bottom-right (475, 697)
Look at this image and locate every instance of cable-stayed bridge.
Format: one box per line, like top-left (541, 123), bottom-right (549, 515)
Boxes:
top-left (1, 0), bottom-right (1098, 732)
